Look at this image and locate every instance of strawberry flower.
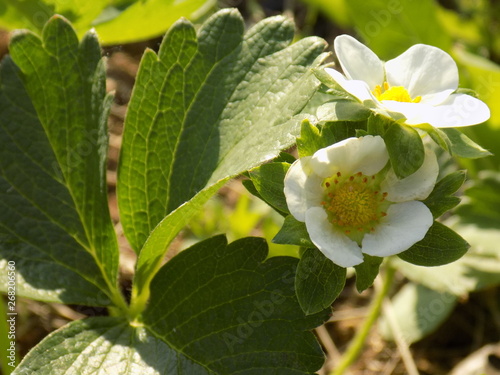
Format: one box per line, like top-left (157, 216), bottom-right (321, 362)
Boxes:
top-left (326, 35), bottom-right (490, 128)
top-left (284, 136), bottom-right (438, 267)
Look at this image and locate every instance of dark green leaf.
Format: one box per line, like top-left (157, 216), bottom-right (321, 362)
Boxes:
top-left (398, 221), bottom-right (469, 266)
top-left (117, 9), bottom-right (328, 253)
top-left (441, 128), bottom-right (492, 159)
top-left (384, 122), bottom-right (425, 179)
top-left (295, 248), bottom-right (346, 315)
top-left (143, 236), bottom-right (329, 374)
top-left (324, 120), bottom-right (366, 142)
top-left (249, 163), bottom-right (290, 215)
top-left (423, 171), bottom-right (466, 218)
top-left (273, 215), bottom-right (314, 247)
top-left (0, 17), bottom-right (118, 304)
top-left (354, 254), bottom-right (383, 292)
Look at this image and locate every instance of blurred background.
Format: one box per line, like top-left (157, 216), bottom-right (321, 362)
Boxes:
top-left (0, 0), bottom-right (499, 374)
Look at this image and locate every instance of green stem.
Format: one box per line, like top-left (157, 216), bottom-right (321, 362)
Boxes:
top-left (0, 298), bottom-right (17, 374)
top-left (330, 265), bottom-right (396, 375)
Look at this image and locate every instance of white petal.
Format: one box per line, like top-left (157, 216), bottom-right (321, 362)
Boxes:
top-left (362, 201), bottom-right (433, 257)
top-left (410, 93), bottom-right (491, 128)
top-left (334, 34), bottom-right (384, 90)
top-left (305, 207), bottom-right (364, 267)
top-left (284, 157), bottom-right (324, 222)
top-left (385, 44), bottom-right (458, 99)
top-left (379, 101), bottom-right (434, 125)
top-left (325, 68), bottom-right (374, 103)
top-left (381, 147), bottom-right (439, 202)
top-left (310, 136), bottom-right (389, 178)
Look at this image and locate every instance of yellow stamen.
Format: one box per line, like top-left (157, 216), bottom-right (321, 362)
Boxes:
top-left (372, 81), bottom-right (421, 103)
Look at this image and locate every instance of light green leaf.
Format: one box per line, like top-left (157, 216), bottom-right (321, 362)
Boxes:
top-left (13, 317), bottom-right (209, 374)
top-left (273, 215), bottom-right (314, 247)
top-left (354, 254), bottom-right (383, 292)
top-left (422, 171), bottom-right (466, 219)
top-left (0, 0), bottom-right (213, 45)
top-left (343, 0), bottom-right (452, 59)
top-left (93, 0), bottom-right (215, 45)
top-left (295, 248), bottom-right (346, 315)
top-left (383, 121), bottom-right (425, 179)
top-left (0, 17), bottom-right (119, 305)
top-left (143, 236), bottom-right (329, 374)
top-left (379, 283), bottom-right (457, 344)
top-left (398, 221), bottom-right (469, 267)
top-left (297, 119), bottom-right (324, 158)
top-left (117, 9), bottom-right (327, 253)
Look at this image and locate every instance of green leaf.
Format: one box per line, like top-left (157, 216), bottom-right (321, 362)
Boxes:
top-left (422, 171), bottom-right (466, 218)
top-left (295, 248), bottom-right (346, 315)
top-left (343, 0), bottom-right (452, 59)
top-left (0, 0), bottom-right (213, 45)
top-left (118, 9), bottom-right (327, 253)
top-left (354, 254), bottom-right (383, 292)
top-left (441, 128), bottom-right (492, 159)
top-left (143, 236), bottom-right (329, 374)
top-left (273, 215), bottom-right (314, 247)
top-left (394, 222), bottom-right (500, 296)
top-left (379, 283), bottom-right (457, 344)
top-left (455, 171), bottom-right (500, 228)
top-left (398, 221), bottom-right (469, 267)
top-left (0, 17), bottom-right (119, 305)
top-left (384, 121), bottom-right (425, 179)
top-left (325, 120), bottom-right (366, 142)
top-left (316, 100), bottom-right (371, 122)
top-left (131, 180), bottom-right (227, 315)
top-left (297, 119), bottom-right (324, 157)
top-left (248, 163), bottom-right (290, 215)
top-left (93, 0), bottom-right (215, 45)
top-left (13, 317), bottom-right (207, 374)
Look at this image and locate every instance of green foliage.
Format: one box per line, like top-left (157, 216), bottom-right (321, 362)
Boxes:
top-left (441, 128), bottom-right (492, 159)
top-left (381, 120), bottom-right (425, 179)
top-left (423, 171), bottom-right (466, 218)
top-left (143, 236), bottom-right (329, 374)
top-left (273, 215), bottom-right (314, 247)
top-left (455, 171), bottom-right (500, 228)
top-left (379, 283), bottom-right (457, 344)
top-left (0, 0), bottom-right (215, 45)
top-left (354, 255), bottom-right (383, 293)
top-left (117, 9), bottom-right (327, 253)
top-left (0, 16), bottom-right (118, 306)
top-left (398, 221), bottom-right (469, 267)
top-left (295, 248), bottom-right (346, 315)
top-left (248, 163), bottom-right (291, 215)
top-left (394, 222), bottom-right (500, 296)
top-left (297, 119), bottom-right (325, 157)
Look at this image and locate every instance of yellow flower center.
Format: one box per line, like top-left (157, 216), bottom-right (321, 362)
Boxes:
top-left (373, 81), bottom-right (421, 103)
top-left (321, 171), bottom-right (389, 243)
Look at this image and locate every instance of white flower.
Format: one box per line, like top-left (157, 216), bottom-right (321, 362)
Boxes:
top-left (326, 35), bottom-right (490, 128)
top-left (284, 136), bottom-right (437, 267)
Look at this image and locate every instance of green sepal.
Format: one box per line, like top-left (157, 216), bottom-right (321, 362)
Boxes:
top-left (316, 99), bottom-right (371, 122)
top-left (441, 128), bottom-right (492, 159)
top-left (273, 215), bottom-right (314, 247)
top-left (422, 171), bottom-right (466, 218)
top-left (295, 248), bottom-right (346, 315)
top-left (398, 221), bottom-right (469, 266)
top-left (384, 121), bottom-right (425, 179)
top-left (312, 67), bottom-right (356, 100)
top-left (297, 119), bottom-right (326, 157)
top-left (323, 120), bottom-right (366, 143)
top-left (354, 254), bottom-right (383, 292)
top-left (248, 162), bottom-right (291, 215)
